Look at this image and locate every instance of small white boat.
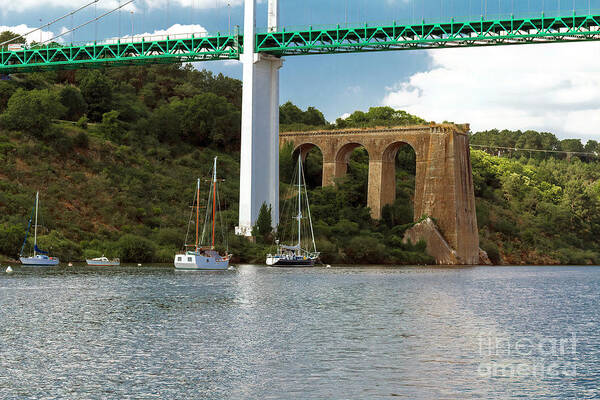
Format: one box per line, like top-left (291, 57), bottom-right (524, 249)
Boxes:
top-left (174, 157), bottom-right (232, 271)
top-left (19, 191), bottom-right (59, 267)
top-left (86, 256), bottom-right (120, 266)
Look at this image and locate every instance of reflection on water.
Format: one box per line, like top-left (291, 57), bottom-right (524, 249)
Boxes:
top-left (1, 265), bottom-right (599, 398)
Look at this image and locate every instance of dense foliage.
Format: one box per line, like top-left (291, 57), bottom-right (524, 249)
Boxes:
top-left (471, 129), bottom-right (599, 157)
top-left (1, 39), bottom-right (597, 266)
top-left (470, 128), bottom-right (600, 263)
top-left (279, 102), bottom-right (427, 132)
top-left (471, 147), bottom-right (600, 264)
top-left (0, 58), bottom-right (431, 265)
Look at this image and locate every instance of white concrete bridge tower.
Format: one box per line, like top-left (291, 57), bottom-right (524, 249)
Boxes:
top-left (236, 0), bottom-right (282, 236)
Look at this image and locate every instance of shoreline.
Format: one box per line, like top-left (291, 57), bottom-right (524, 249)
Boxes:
top-left (2, 258), bottom-right (600, 268)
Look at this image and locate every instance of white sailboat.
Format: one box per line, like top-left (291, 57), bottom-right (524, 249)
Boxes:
top-left (174, 157), bottom-right (232, 270)
top-left (266, 156), bottom-right (319, 267)
top-left (19, 191), bottom-right (59, 267)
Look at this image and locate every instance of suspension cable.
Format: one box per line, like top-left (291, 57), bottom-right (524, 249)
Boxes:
top-left (42, 0), bottom-right (134, 44)
top-left (0, 0), bottom-right (100, 47)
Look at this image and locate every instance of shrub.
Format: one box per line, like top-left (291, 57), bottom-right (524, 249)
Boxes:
top-left (480, 238), bottom-right (501, 265)
top-left (100, 110), bottom-right (126, 143)
top-left (0, 88), bottom-right (66, 136)
top-left (76, 115), bottom-right (89, 129)
top-left (118, 234), bottom-right (156, 262)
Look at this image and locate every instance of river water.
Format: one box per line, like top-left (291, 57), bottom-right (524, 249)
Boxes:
top-left (0, 265), bottom-right (599, 399)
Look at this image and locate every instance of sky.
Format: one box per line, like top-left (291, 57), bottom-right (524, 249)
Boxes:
top-left (2, 0), bottom-right (600, 139)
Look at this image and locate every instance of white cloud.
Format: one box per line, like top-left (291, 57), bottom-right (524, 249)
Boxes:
top-left (138, 23), bottom-right (207, 37)
top-left (382, 42), bottom-right (600, 139)
top-left (218, 59), bottom-right (241, 66)
top-left (96, 23), bottom-right (207, 43)
top-left (0, 24), bottom-right (57, 44)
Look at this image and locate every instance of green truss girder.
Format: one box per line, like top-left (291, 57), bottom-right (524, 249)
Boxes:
top-left (256, 13), bottom-right (600, 55)
top-left (0, 34), bottom-right (240, 73)
top-left (1, 13), bottom-right (600, 73)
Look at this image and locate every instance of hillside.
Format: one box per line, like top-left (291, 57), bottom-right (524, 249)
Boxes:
top-left (1, 56), bottom-right (599, 265)
top-left (0, 62), bottom-right (431, 265)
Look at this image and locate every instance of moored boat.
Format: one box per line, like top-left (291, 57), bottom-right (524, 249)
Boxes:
top-left (19, 191), bottom-right (59, 267)
top-left (174, 157), bottom-right (232, 270)
top-left (86, 256), bottom-right (120, 266)
top-left (266, 156), bottom-right (319, 267)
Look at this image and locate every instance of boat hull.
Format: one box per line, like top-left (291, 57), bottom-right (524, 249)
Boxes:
top-left (266, 257), bottom-right (316, 267)
top-left (86, 260), bottom-right (120, 266)
top-left (19, 256), bottom-right (59, 266)
top-left (174, 252), bottom-right (230, 270)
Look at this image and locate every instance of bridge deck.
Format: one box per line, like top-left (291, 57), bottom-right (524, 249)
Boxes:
top-left (1, 13), bottom-right (599, 73)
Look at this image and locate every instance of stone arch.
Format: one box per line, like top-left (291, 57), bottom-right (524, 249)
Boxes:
top-left (292, 142), bottom-right (324, 187)
top-left (332, 142), bottom-right (369, 181)
top-left (370, 141), bottom-right (418, 220)
top-left (382, 141), bottom-right (415, 162)
top-left (292, 142), bottom-right (322, 162)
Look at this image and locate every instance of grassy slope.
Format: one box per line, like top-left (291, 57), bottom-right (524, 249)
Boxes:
top-left (0, 123), bottom-right (241, 262)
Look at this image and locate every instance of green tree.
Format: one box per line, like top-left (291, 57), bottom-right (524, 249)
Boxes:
top-left (279, 101), bottom-right (304, 125)
top-left (0, 31), bottom-right (25, 49)
top-left (366, 106), bottom-right (395, 121)
top-left (560, 139), bottom-right (584, 154)
top-left (100, 110), bottom-right (126, 142)
top-left (253, 202), bottom-right (273, 238)
top-left (0, 222), bottom-right (24, 257)
top-left (59, 85), bottom-right (88, 121)
top-left (148, 102), bottom-right (183, 143)
top-left (80, 70), bottom-right (113, 121)
top-left (302, 106), bottom-right (327, 126)
top-left (118, 234), bottom-right (157, 262)
top-left (0, 81), bottom-right (17, 111)
top-left (585, 140), bottom-right (599, 154)
top-left (0, 88), bottom-right (66, 136)
top-left (279, 141), bottom-right (296, 184)
top-left (180, 93), bottom-right (241, 148)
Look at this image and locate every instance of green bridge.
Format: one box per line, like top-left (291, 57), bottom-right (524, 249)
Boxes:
top-left (2, 12), bottom-right (600, 73)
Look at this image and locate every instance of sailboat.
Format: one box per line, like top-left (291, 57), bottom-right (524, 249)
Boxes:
top-left (19, 191), bottom-right (60, 266)
top-left (174, 157), bottom-right (232, 270)
top-left (266, 156), bottom-right (320, 267)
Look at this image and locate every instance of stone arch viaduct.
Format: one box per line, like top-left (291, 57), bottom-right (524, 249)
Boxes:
top-left (280, 124), bottom-right (480, 265)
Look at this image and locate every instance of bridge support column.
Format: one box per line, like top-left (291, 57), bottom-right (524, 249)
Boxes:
top-left (411, 127), bottom-right (479, 264)
top-left (236, 0), bottom-right (281, 236)
top-left (322, 160), bottom-right (347, 186)
top-left (367, 159), bottom-right (396, 219)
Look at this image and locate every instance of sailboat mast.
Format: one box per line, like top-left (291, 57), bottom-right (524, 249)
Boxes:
top-left (195, 178), bottom-right (200, 251)
top-left (34, 191), bottom-right (39, 256)
top-left (297, 156), bottom-right (302, 248)
top-left (212, 157), bottom-right (217, 249)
